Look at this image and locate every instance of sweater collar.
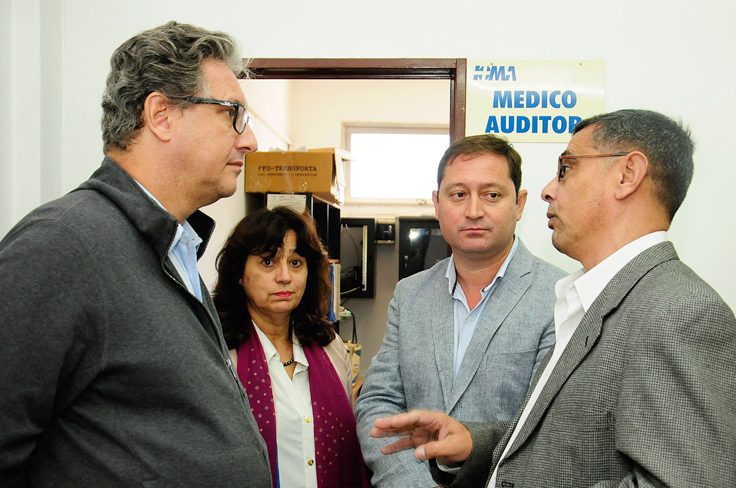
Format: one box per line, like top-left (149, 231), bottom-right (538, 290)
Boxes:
top-left (74, 157), bottom-right (215, 261)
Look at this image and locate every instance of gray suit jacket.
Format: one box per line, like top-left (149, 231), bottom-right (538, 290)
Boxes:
top-left (434, 241), bottom-right (736, 488)
top-left (355, 239), bottom-right (564, 488)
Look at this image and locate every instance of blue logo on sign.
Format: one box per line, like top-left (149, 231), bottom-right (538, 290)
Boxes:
top-left (473, 65), bottom-right (517, 81)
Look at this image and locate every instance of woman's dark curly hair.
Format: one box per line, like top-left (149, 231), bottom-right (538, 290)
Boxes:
top-left (213, 206), bottom-right (335, 349)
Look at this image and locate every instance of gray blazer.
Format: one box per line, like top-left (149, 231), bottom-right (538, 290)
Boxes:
top-left (355, 239), bottom-right (564, 488)
top-left (435, 241), bottom-right (736, 488)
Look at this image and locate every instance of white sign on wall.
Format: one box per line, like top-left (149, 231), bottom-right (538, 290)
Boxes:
top-left (466, 60), bottom-right (606, 143)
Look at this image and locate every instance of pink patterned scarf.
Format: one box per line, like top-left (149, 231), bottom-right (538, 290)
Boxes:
top-left (237, 322), bottom-right (370, 488)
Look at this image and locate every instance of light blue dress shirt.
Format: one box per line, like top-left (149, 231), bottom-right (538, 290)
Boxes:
top-left (134, 181), bottom-right (203, 301)
top-left (445, 236), bottom-right (519, 381)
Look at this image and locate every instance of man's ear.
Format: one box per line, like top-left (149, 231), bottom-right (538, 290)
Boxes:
top-left (432, 190), bottom-right (440, 220)
top-left (515, 189), bottom-right (528, 221)
top-left (142, 92), bottom-right (176, 142)
top-left (614, 151), bottom-right (649, 200)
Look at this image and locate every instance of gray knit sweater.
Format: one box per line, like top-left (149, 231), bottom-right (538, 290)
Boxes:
top-left (0, 158), bottom-right (271, 487)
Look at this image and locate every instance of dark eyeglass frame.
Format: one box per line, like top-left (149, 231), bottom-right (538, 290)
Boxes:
top-left (169, 96), bottom-right (251, 134)
top-left (557, 152), bottom-right (630, 180)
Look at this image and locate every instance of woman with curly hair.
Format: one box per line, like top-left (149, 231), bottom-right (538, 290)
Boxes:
top-left (213, 206), bottom-right (369, 488)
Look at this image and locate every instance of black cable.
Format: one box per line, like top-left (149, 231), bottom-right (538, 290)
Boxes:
top-left (351, 308), bottom-right (357, 343)
top-left (341, 305), bottom-right (358, 343)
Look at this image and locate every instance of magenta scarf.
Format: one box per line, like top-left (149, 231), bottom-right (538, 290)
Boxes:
top-left (237, 322), bottom-right (370, 488)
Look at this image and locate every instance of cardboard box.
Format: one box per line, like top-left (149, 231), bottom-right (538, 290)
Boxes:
top-left (244, 148), bottom-right (350, 205)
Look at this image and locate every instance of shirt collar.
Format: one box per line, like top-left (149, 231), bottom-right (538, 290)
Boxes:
top-left (253, 321), bottom-right (309, 368)
top-left (292, 338), bottom-right (308, 370)
top-left (133, 180), bottom-right (201, 251)
top-left (177, 221), bottom-right (202, 251)
top-left (567, 231), bottom-right (668, 312)
top-left (445, 235), bottom-right (519, 295)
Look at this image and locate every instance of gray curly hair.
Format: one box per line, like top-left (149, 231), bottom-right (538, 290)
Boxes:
top-left (101, 21), bottom-right (245, 153)
top-left (574, 109), bottom-right (694, 221)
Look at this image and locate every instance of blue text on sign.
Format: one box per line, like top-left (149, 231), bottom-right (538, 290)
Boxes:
top-left (493, 90), bottom-right (578, 109)
top-left (485, 115), bottom-right (583, 134)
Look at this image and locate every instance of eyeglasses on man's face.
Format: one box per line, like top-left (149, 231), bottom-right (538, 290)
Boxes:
top-left (557, 152), bottom-right (630, 180)
top-left (170, 96), bottom-right (252, 134)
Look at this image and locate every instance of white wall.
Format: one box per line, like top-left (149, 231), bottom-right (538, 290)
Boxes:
top-left (3, 0), bottom-right (736, 368)
top-left (0, 0), bottom-right (11, 235)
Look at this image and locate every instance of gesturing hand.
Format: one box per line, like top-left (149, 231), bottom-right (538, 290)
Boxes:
top-left (370, 409), bottom-right (473, 465)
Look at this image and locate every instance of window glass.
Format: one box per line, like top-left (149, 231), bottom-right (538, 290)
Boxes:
top-left (346, 128), bottom-right (449, 202)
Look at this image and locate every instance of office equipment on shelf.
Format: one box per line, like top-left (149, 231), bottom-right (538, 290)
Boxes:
top-left (398, 217), bottom-right (448, 280)
top-left (339, 218), bottom-right (376, 299)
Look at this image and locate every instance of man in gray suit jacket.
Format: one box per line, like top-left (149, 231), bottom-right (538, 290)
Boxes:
top-left (355, 134), bottom-right (564, 487)
top-left (370, 109), bottom-right (736, 487)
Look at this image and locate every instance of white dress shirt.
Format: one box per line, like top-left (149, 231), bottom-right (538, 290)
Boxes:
top-left (487, 231), bottom-right (668, 487)
top-left (254, 326), bottom-right (318, 488)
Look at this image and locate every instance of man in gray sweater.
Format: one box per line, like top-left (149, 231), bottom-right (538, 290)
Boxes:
top-left (0, 22), bottom-right (270, 487)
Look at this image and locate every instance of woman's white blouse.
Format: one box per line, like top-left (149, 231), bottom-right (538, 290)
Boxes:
top-left (251, 327), bottom-right (352, 488)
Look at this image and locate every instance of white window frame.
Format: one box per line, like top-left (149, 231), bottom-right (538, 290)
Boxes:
top-left (343, 123), bottom-right (450, 205)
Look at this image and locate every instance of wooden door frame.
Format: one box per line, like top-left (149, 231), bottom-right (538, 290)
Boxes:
top-left (243, 58), bottom-right (466, 142)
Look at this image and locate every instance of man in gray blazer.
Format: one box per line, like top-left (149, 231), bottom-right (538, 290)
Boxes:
top-left (355, 134), bottom-right (564, 487)
top-left (370, 109), bottom-right (736, 487)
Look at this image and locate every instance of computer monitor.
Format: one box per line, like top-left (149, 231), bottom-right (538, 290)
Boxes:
top-left (398, 217), bottom-right (448, 280)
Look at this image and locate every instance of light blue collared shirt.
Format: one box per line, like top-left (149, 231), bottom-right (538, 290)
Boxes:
top-left (446, 236), bottom-right (519, 381)
top-left (134, 181), bottom-right (203, 301)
